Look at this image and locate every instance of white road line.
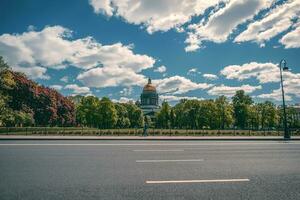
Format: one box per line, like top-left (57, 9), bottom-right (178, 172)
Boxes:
top-left (0, 142), bottom-right (299, 146)
top-left (136, 159), bottom-right (204, 163)
top-left (133, 149), bottom-right (184, 152)
top-left (146, 178), bottom-right (250, 184)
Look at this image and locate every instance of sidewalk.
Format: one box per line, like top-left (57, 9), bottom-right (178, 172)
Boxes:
top-left (0, 135), bottom-right (299, 140)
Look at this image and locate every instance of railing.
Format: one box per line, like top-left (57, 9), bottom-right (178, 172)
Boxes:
top-left (0, 127), bottom-right (299, 136)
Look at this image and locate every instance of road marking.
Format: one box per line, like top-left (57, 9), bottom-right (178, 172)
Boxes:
top-left (133, 149), bottom-right (184, 152)
top-left (136, 159), bottom-right (204, 163)
top-left (0, 142), bottom-right (299, 146)
top-left (146, 178), bottom-right (250, 184)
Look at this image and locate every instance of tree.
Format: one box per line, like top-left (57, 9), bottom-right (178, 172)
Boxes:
top-left (123, 103), bottom-right (144, 128)
top-left (0, 56), bottom-right (9, 72)
top-left (76, 96), bottom-right (100, 127)
top-left (215, 96), bottom-right (233, 129)
top-left (155, 101), bottom-right (171, 128)
top-left (255, 101), bottom-right (278, 129)
top-left (97, 97), bottom-right (117, 129)
top-left (115, 103), bottom-right (131, 128)
top-left (232, 90), bottom-right (253, 129)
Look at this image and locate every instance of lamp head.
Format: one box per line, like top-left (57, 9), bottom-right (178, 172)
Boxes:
top-left (280, 59), bottom-right (289, 71)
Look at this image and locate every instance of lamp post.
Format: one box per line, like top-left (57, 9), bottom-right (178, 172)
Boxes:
top-left (279, 59), bottom-right (290, 140)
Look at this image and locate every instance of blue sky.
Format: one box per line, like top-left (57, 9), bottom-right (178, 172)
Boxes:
top-left (0, 0), bottom-right (300, 104)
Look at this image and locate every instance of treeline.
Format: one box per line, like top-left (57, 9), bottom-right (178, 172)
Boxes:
top-left (155, 91), bottom-right (300, 130)
top-left (75, 96), bottom-right (144, 128)
top-left (1, 56), bottom-right (299, 130)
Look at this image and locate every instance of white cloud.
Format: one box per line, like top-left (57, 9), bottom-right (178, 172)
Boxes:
top-left (235, 0), bottom-right (300, 46)
top-left (208, 84), bottom-right (262, 97)
top-left (256, 89), bottom-right (292, 102)
top-left (154, 65), bottom-right (166, 73)
top-left (89, 0), bottom-right (222, 34)
top-left (112, 97), bottom-right (135, 103)
top-left (221, 62), bottom-right (278, 83)
top-left (257, 77), bottom-right (300, 102)
top-left (60, 76), bottom-right (69, 83)
top-left (185, 0), bottom-right (274, 51)
top-left (120, 87), bottom-right (133, 96)
top-left (280, 21), bottom-right (300, 48)
top-left (187, 67), bottom-right (201, 76)
top-left (221, 61), bottom-right (300, 84)
top-left (65, 84), bottom-right (91, 95)
top-left (160, 95), bottom-right (204, 102)
top-left (153, 75), bottom-right (213, 94)
top-left (50, 85), bottom-right (63, 91)
top-left (13, 66), bottom-right (50, 80)
top-left (0, 26), bottom-right (155, 82)
top-left (220, 61), bottom-right (300, 101)
top-left (203, 73), bottom-right (218, 80)
top-left (77, 66), bottom-right (147, 88)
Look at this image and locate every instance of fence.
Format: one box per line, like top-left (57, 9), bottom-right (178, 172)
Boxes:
top-left (0, 127), bottom-right (299, 136)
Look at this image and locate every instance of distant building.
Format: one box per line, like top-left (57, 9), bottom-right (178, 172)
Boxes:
top-left (139, 78), bottom-right (159, 117)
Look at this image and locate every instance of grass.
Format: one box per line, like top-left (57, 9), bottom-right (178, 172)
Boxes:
top-left (0, 127), bottom-right (299, 136)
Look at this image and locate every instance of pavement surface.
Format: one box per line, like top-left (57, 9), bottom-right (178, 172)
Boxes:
top-left (0, 140), bottom-right (300, 200)
top-left (1, 135), bottom-right (300, 140)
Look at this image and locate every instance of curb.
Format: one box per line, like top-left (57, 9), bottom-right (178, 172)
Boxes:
top-left (0, 136), bottom-right (299, 141)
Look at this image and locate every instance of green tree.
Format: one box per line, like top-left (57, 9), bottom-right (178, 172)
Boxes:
top-left (123, 103), bottom-right (144, 128)
top-left (0, 56), bottom-right (9, 72)
top-left (215, 96), bottom-right (233, 129)
top-left (155, 101), bottom-right (171, 128)
top-left (76, 96), bottom-right (100, 127)
top-left (232, 90), bottom-right (253, 129)
top-left (115, 103), bottom-right (131, 128)
top-left (97, 97), bottom-right (117, 129)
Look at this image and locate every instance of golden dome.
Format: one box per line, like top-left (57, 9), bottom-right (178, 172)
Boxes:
top-left (143, 78), bottom-right (156, 92)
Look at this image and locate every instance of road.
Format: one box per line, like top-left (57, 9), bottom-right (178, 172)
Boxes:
top-left (0, 140), bottom-right (300, 200)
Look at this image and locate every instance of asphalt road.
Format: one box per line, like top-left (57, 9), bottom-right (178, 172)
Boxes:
top-left (0, 140), bottom-right (300, 200)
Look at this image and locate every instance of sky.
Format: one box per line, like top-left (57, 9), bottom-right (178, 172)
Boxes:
top-left (0, 0), bottom-right (300, 105)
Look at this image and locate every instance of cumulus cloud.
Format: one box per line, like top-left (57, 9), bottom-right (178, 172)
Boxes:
top-left (50, 85), bottom-right (63, 91)
top-left (208, 84), bottom-right (262, 97)
top-left (112, 97), bottom-right (135, 103)
top-left (77, 66), bottom-right (147, 88)
top-left (257, 78), bottom-right (300, 102)
top-left (187, 67), bottom-right (201, 76)
top-left (185, 0), bottom-right (273, 51)
top-left (257, 89), bottom-right (292, 102)
top-left (160, 95), bottom-right (204, 102)
top-left (154, 65), bottom-right (167, 73)
top-left (89, 0), bottom-right (300, 51)
top-left (235, 0), bottom-right (300, 46)
top-left (120, 87), bottom-right (133, 96)
top-left (153, 75), bottom-right (213, 94)
top-left (0, 26), bottom-right (155, 87)
top-left (221, 62), bottom-right (279, 83)
top-left (203, 73), bottom-right (218, 80)
top-left (60, 76), bottom-right (69, 83)
top-left (221, 61), bottom-right (300, 85)
top-left (280, 21), bottom-right (300, 48)
top-left (220, 61), bottom-right (300, 101)
top-left (65, 84), bottom-right (91, 95)
top-left (89, 0), bottom-right (222, 34)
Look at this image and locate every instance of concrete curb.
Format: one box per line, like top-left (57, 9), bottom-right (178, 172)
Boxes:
top-left (0, 135), bottom-right (299, 141)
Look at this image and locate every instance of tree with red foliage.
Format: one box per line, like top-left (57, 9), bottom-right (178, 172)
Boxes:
top-left (0, 65), bottom-right (75, 126)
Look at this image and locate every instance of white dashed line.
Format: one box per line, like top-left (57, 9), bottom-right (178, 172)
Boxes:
top-left (133, 149), bottom-right (184, 152)
top-left (146, 178), bottom-right (250, 184)
top-left (136, 159), bottom-right (204, 163)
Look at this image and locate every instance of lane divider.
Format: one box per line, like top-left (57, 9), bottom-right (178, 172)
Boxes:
top-left (146, 178), bottom-right (250, 184)
top-left (136, 159), bottom-right (204, 163)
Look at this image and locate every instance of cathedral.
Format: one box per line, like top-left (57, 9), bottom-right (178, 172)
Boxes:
top-left (139, 78), bottom-right (160, 117)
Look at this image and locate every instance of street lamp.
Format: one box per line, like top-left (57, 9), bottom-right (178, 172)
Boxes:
top-left (279, 59), bottom-right (290, 140)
